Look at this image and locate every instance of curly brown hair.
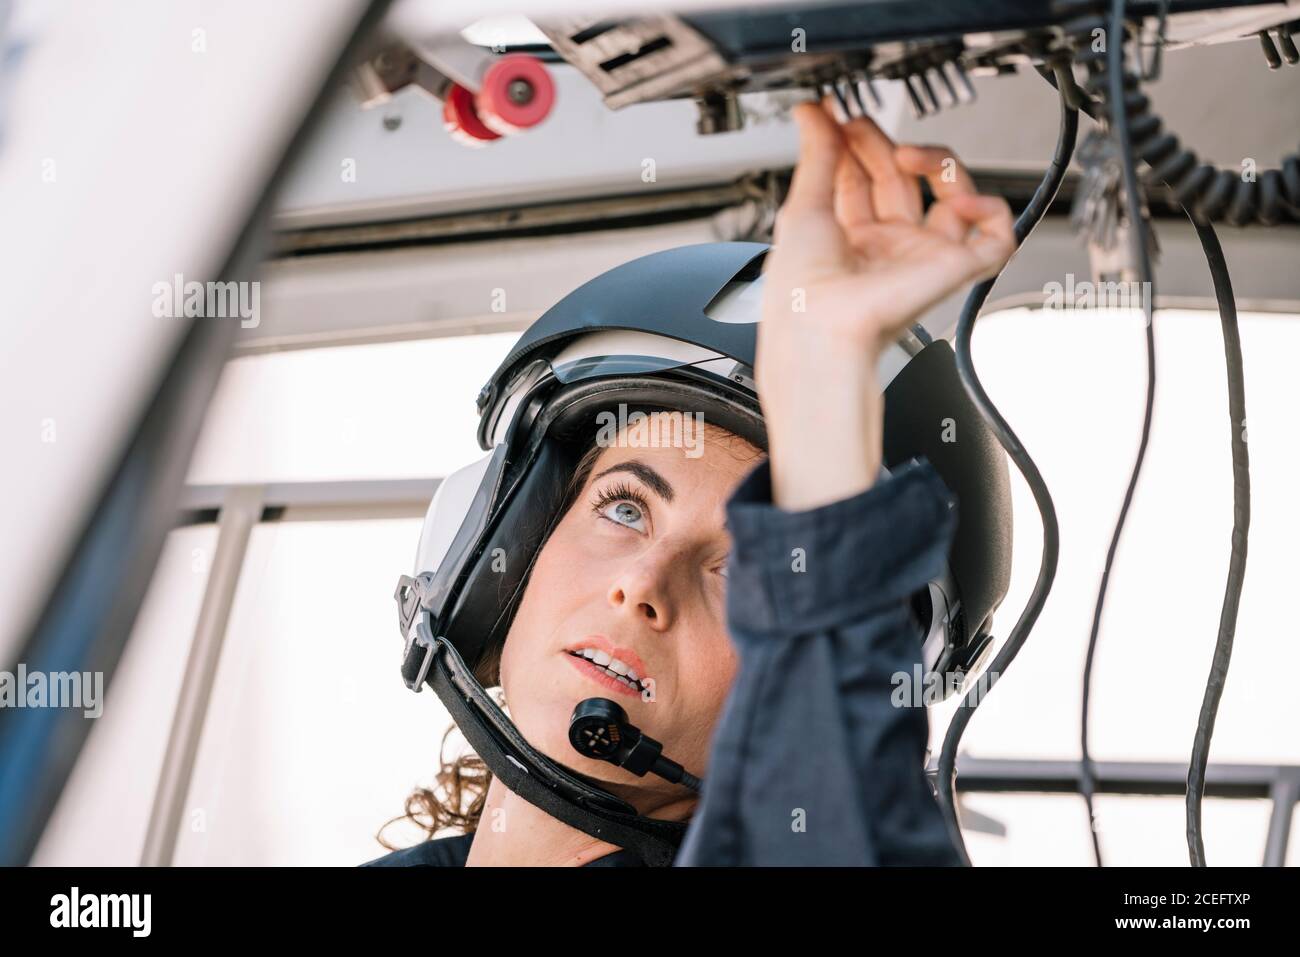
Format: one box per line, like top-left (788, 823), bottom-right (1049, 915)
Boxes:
top-left (374, 414), bottom-right (762, 850)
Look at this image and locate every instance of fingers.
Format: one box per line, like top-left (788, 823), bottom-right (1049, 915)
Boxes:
top-left (947, 193), bottom-right (1017, 276)
top-left (783, 101), bottom-right (844, 217)
top-left (838, 111), bottom-right (923, 224)
top-left (895, 144), bottom-right (976, 202)
top-left (833, 149), bottom-right (876, 232)
top-left (884, 142), bottom-right (1006, 261)
top-left (777, 99), bottom-right (1011, 287)
top-left (901, 144), bottom-right (978, 244)
top-left (923, 201), bottom-right (970, 244)
top-left (772, 100), bottom-right (855, 267)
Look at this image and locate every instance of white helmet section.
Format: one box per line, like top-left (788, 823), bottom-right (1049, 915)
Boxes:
top-left (703, 272), bottom-right (917, 391)
top-left (486, 328), bottom-right (739, 447)
top-left (554, 328), bottom-right (724, 371)
top-left (413, 450), bottom-right (495, 577)
top-left (704, 276), bottom-right (765, 323)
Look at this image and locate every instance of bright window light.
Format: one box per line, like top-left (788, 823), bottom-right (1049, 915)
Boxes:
top-left (930, 307), bottom-right (1300, 778)
top-left (186, 333), bottom-right (520, 485)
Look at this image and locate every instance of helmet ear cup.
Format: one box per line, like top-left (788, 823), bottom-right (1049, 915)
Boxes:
top-left (414, 449), bottom-right (498, 579)
top-left (412, 445), bottom-right (512, 633)
top-left (881, 339), bottom-right (1013, 659)
top-left (440, 437), bottom-right (582, 679)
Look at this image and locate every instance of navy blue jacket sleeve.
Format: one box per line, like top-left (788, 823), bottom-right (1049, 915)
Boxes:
top-left (673, 457), bottom-right (965, 866)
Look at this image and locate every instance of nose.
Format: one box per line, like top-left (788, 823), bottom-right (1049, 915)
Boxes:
top-left (606, 542), bottom-right (681, 632)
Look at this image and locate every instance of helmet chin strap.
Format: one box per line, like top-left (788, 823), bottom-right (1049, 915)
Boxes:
top-left (401, 610), bottom-right (689, 866)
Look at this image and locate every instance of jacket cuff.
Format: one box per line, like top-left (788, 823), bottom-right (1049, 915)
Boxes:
top-left (723, 458), bottom-right (958, 639)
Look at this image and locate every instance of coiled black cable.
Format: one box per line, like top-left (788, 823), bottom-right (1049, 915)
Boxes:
top-left (936, 62), bottom-right (1077, 865)
top-left (1067, 5), bottom-right (1300, 226)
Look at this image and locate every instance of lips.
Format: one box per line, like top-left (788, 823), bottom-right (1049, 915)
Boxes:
top-left (562, 635), bottom-right (650, 698)
top-left (564, 653), bottom-right (645, 698)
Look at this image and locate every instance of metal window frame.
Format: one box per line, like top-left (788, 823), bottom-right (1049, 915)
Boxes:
top-left (140, 478), bottom-right (437, 864)
top-left (954, 756), bottom-right (1300, 866)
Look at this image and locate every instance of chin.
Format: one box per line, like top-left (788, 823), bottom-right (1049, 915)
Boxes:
top-left (507, 688), bottom-right (621, 784)
top-left (508, 684), bottom-right (582, 763)
top-left (522, 709), bottom-right (618, 782)
top-left (504, 656), bottom-right (667, 785)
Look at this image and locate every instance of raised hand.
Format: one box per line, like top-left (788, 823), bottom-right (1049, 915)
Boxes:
top-left (757, 98), bottom-right (1015, 511)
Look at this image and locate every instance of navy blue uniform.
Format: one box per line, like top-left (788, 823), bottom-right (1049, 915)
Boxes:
top-left (365, 457), bottom-right (963, 867)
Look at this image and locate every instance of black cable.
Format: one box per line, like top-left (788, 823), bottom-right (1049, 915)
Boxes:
top-left (1142, 0), bottom-right (1171, 81)
top-left (1058, 2), bottom-right (1300, 226)
top-left (1030, 62), bottom-right (1113, 866)
top-left (1074, 0), bottom-right (1161, 869)
top-left (1107, 0), bottom-right (1157, 324)
top-left (936, 61), bottom-right (1077, 865)
top-left (1043, 15), bottom-right (1252, 867)
top-left (1185, 217), bottom-right (1250, 867)
top-left (1130, 41), bottom-right (1295, 223)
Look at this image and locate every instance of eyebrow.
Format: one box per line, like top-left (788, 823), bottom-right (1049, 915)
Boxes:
top-left (591, 460), bottom-right (675, 503)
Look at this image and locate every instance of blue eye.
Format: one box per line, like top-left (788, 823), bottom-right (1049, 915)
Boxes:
top-left (591, 482), bottom-right (649, 533)
top-left (603, 500), bottom-right (646, 530)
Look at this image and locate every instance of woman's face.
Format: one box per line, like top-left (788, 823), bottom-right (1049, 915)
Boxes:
top-left (498, 418), bottom-right (763, 802)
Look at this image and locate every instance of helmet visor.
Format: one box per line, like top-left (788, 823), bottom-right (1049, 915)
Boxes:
top-left (550, 353), bottom-right (702, 382)
top-left (546, 330), bottom-right (739, 385)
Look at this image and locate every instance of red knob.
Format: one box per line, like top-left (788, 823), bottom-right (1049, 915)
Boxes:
top-left (442, 83), bottom-right (501, 147)
top-left (475, 54), bottom-right (555, 135)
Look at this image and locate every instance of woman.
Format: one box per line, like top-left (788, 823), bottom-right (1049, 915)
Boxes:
top-left (367, 98), bottom-right (1015, 866)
